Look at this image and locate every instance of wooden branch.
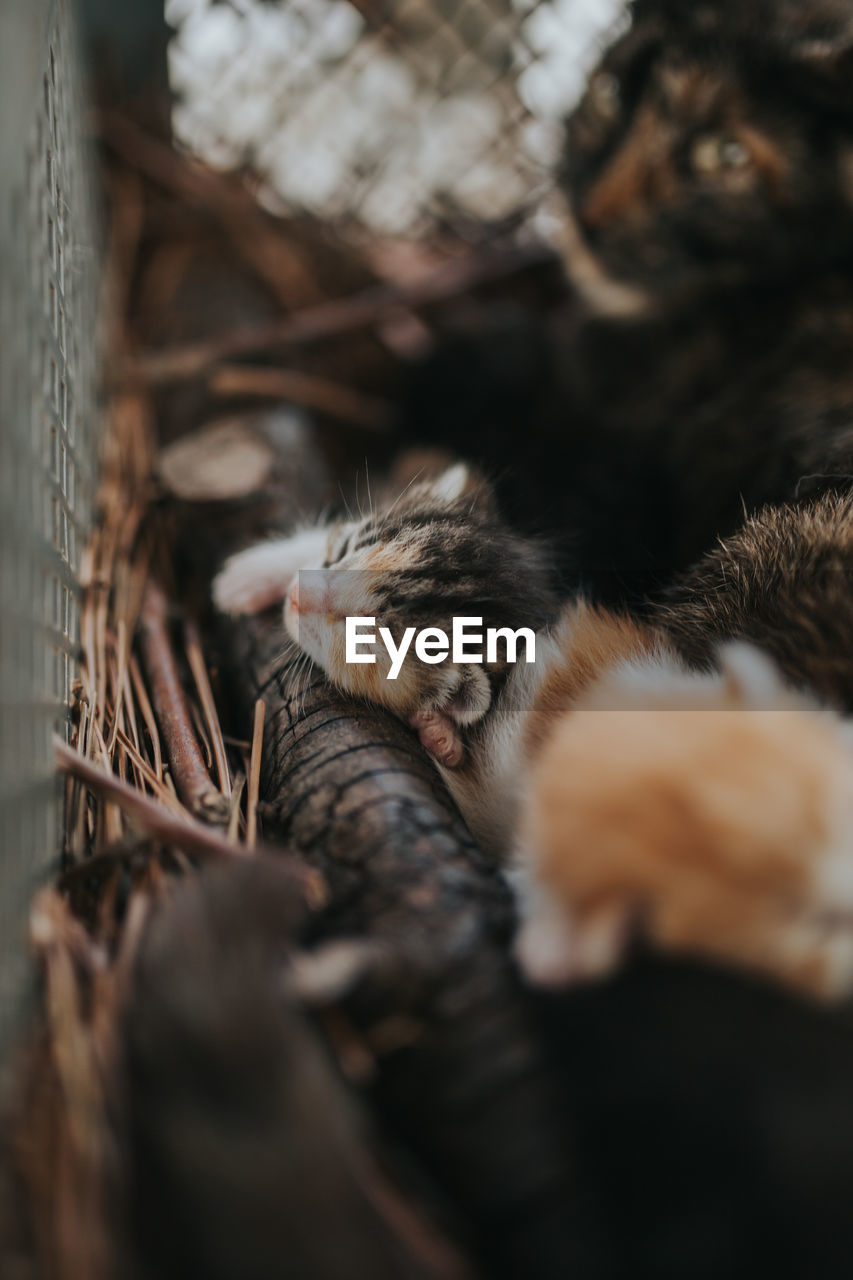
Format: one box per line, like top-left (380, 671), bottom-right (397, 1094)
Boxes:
top-left (54, 740), bottom-right (328, 917)
top-left (54, 741), bottom-right (247, 865)
top-left (97, 111), bottom-right (330, 313)
top-left (120, 244), bottom-right (555, 388)
top-left (137, 580), bottom-right (230, 826)
top-left (214, 609), bottom-right (585, 1279)
top-left (208, 364), bottom-right (394, 432)
top-left (184, 619), bottom-right (231, 797)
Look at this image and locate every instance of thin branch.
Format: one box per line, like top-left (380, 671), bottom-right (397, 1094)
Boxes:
top-left (137, 580), bottom-right (230, 826)
top-left (129, 654), bottom-right (163, 782)
top-left (55, 739), bottom-right (246, 864)
top-left (208, 364), bottom-right (394, 432)
top-left (227, 773), bottom-right (247, 844)
top-left (184, 619), bottom-right (232, 797)
top-left (120, 244), bottom-right (554, 388)
top-left (246, 700), bottom-right (266, 852)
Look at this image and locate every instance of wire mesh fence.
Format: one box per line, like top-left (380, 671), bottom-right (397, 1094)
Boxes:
top-left (167, 0), bottom-right (628, 238)
top-left (0, 0), bottom-right (99, 1049)
top-left (0, 0), bottom-right (625, 1051)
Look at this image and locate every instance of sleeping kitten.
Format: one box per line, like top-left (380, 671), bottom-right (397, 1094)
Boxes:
top-left (213, 465), bottom-right (853, 999)
top-left (402, 0), bottom-right (853, 599)
top-left (213, 463), bottom-right (558, 762)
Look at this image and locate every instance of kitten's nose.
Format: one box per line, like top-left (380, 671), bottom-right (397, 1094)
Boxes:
top-left (287, 570), bottom-right (332, 615)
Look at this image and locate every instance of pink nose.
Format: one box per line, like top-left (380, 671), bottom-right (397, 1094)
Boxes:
top-left (288, 571), bottom-right (333, 616)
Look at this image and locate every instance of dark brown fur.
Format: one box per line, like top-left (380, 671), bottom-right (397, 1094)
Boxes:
top-left (405, 1), bottom-right (853, 602)
top-left (655, 489), bottom-right (853, 711)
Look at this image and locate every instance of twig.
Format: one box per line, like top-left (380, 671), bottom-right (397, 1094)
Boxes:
top-left (129, 654), bottom-right (163, 782)
top-left (105, 620), bottom-right (128, 755)
top-left (113, 726), bottom-right (189, 815)
top-left (98, 111), bottom-right (324, 312)
top-left (246, 700), bottom-right (265, 852)
top-left (227, 773), bottom-right (246, 844)
top-left (120, 244), bottom-right (554, 388)
top-left (208, 364), bottom-right (394, 432)
top-left (137, 580), bottom-right (230, 826)
top-left (184, 619), bottom-right (231, 797)
top-left (55, 739), bottom-right (245, 864)
top-left (55, 741), bottom-right (327, 908)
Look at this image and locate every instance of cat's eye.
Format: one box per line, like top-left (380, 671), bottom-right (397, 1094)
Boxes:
top-left (588, 72), bottom-right (621, 123)
top-left (324, 531), bottom-right (351, 566)
top-left (690, 133), bottom-right (750, 175)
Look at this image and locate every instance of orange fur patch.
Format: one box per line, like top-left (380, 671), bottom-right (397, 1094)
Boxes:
top-left (580, 104), bottom-right (676, 228)
top-left (523, 706), bottom-right (849, 995)
top-left (736, 123), bottom-right (788, 194)
top-left (524, 602), bottom-right (658, 752)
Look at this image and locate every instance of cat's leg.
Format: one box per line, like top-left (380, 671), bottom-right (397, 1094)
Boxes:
top-left (408, 709), bottom-right (464, 768)
top-left (213, 527), bottom-right (329, 616)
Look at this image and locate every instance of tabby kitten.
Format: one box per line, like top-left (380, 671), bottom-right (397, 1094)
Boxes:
top-left (656, 486), bottom-right (853, 713)
top-left (214, 466), bottom-right (853, 999)
top-left (213, 463), bottom-right (558, 760)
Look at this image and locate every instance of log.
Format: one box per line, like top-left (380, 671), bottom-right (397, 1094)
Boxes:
top-left (216, 612), bottom-right (588, 1278)
top-left (175, 424), bottom-right (590, 1277)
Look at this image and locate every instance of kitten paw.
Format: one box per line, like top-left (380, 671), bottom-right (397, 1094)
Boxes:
top-left (515, 896), bottom-right (631, 988)
top-left (409, 709), bottom-right (464, 768)
top-left (514, 897), bottom-right (577, 987)
top-left (212, 544), bottom-right (294, 616)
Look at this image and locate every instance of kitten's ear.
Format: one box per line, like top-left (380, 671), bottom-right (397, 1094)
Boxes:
top-left (779, 8), bottom-right (853, 111)
top-left (427, 463), bottom-right (495, 512)
top-left (441, 665), bottom-right (493, 725)
top-left (718, 642), bottom-right (786, 708)
top-left (792, 46), bottom-right (853, 111)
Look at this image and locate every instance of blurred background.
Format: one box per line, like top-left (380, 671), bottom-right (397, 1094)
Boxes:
top-left (0, 0), bottom-right (629, 1063)
top-left (165, 0), bottom-right (626, 236)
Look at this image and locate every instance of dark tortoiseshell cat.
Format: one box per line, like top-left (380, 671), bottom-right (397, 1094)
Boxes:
top-left (404, 0), bottom-right (853, 600)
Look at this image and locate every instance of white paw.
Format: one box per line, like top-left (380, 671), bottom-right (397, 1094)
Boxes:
top-left (515, 893), bottom-right (630, 989)
top-left (212, 526), bottom-right (332, 616)
top-left (514, 895), bottom-right (577, 988)
top-left (212, 544), bottom-right (294, 616)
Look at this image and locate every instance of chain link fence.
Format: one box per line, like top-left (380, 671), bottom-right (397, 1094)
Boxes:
top-left (167, 0), bottom-right (628, 237)
top-left (0, 0), bottom-right (99, 1051)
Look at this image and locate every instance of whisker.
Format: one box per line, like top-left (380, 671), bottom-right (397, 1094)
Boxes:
top-left (364, 458), bottom-right (374, 519)
top-left (337, 483), bottom-right (354, 522)
top-left (383, 467), bottom-right (426, 519)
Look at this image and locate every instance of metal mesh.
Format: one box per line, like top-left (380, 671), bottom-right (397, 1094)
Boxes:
top-left (167, 0), bottom-right (628, 237)
top-left (0, 0), bottom-right (98, 1048)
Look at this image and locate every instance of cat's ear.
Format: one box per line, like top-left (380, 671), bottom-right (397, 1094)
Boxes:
top-left (718, 641), bottom-right (786, 708)
top-left (777, 8), bottom-right (853, 111)
top-left (792, 45), bottom-right (853, 111)
top-left (426, 463), bottom-right (495, 512)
